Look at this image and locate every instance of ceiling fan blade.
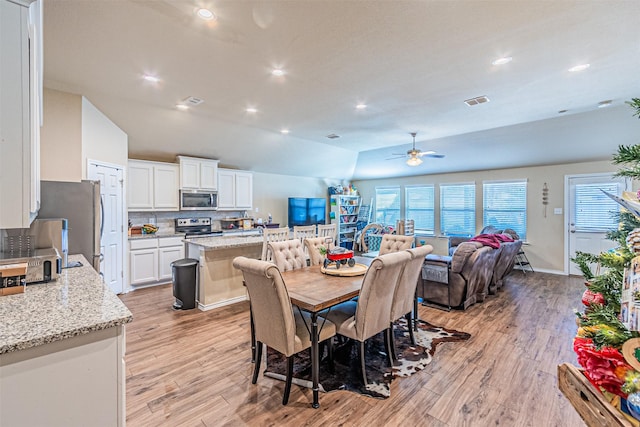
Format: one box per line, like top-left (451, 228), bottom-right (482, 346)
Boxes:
top-left (415, 150), bottom-right (436, 157)
top-left (423, 153), bottom-right (445, 158)
top-left (385, 154), bottom-right (406, 160)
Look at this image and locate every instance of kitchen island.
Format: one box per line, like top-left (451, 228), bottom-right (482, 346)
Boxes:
top-left (0, 254), bottom-right (132, 427)
top-left (186, 231), bottom-right (263, 310)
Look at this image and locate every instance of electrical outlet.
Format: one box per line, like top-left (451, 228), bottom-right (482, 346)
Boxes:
top-left (554, 208), bottom-right (562, 215)
top-left (255, 207), bottom-right (259, 213)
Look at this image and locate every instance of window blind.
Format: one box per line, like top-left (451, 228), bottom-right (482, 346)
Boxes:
top-left (375, 186), bottom-right (401, 226)
top-left (440, 183), bottom-right (475, 236)
top-left (483, 180), bottom-right (527, 240)
top-left (574, 182), bottom-right (621, 231)
top-left (406, 185), bottom-right (435, 234)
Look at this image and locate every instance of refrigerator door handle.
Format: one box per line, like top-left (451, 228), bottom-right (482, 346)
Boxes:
top-left (100, 195), bottom-right (105, 237)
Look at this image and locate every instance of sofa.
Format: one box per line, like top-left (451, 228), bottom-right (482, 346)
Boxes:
top-left (417, 241), bottom-right (496, 310)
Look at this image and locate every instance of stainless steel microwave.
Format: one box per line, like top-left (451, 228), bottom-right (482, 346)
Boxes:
top-left (180, 190), bottom-right (218, 211)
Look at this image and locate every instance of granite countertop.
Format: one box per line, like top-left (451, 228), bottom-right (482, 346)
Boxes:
top-left (0, 254), bottom-right (132, 354)
top-left (186, 234), bottom-right (264, 250)
top-left (128, 232), bottom-right (186, 240)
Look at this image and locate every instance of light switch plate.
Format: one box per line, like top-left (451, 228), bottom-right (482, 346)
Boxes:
top-left (554, 208), bottom-right (562, 215)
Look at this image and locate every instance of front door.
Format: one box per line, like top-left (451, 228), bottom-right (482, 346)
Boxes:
top-left (88, 161), bottom-right (124, 294)
top-left (567, 173), bottom-right (628, 275)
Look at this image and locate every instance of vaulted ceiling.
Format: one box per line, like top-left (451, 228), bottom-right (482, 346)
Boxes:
top-left (43, 0), bottom-right (640, 180)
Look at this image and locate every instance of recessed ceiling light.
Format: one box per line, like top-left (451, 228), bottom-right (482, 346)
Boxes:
top-left (142, 74), bottom-right (160, 83)
top-left (568, 63), bottom-right (590, 72)
top-left (246, 107), bottom-right (258, 113)
top-left (598, 100), bottom-right (613, 108)
top-left (176, 104), bottom-right (189, 111)
top-left (271, 68), bottom-right (285, 77)
top-left (197, 8), bottom-right (216, 21)
top-left (558, 109), bottom-right (568, 114)
top-left (492, 56), bottom-right (512, 66)
top-left (280, 129), bottom-right (289, 134)
top-left (356, 103), bottom-right (367, 110)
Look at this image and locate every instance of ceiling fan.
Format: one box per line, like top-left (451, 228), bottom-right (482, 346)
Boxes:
top-left (387, 132), bottom-right (445, 166)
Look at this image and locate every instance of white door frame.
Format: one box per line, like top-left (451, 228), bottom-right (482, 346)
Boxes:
top-left (563, 172), bottom-right (630, 275)
top-left (87, 158), bottom-right (127, 292)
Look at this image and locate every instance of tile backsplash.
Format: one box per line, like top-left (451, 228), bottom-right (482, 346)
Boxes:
top-left (128, 210), bottom-right (245, 233)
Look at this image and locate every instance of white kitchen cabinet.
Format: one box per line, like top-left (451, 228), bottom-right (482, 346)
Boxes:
top-left (128, 160), bottom-right (179, 211)
top-left (177, 156), bottom-right (219, 190)
top-left (217, 168), bottom-right (253, 210)
top-left (0, 0), bottom-right (42, 229)
top-left (129, 236), bottom-right (184, 286)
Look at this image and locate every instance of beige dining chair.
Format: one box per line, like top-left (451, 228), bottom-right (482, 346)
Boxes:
top-left (261, 226), bottom-right (290, 262)
top-left (232, 256), bottom-right (336, 405)
top-left (317, 223), bottom-right (337, 241)
top-left (268, 239), bottom-right (307, 272)
top-left (388, 245), bottom-right (433, 360)
top-left (304, 236), bottom-right (335, 266)
top-left (321, 250), bottom-right (411, 386)
top-left (378, 234), bottom-right (414, 255)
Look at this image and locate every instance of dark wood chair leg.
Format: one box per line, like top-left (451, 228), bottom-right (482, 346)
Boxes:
top-left (252, 341), bottom-right (262, 384)
top-left (388, 323), bottom-right (397, 362)
top-left (250, 307), bottom-right (256, 362)
top-left (282, 355), bottom-right (294, 405)
top-left (383, 328), bottom-right (394, 366)
top-left (406, 312), bottom-right (416, 346)
top-left (359, 340), bottom-right (368, 386)
top-left (413, 292), bottom-right (419, 331)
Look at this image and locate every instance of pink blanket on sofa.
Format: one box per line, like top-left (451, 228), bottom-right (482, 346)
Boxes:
top-left (470, 233), bottom-right (514, 249)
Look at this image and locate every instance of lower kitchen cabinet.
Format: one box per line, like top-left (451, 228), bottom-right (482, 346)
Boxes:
top-left (129, 236), bottom-right (184, 286)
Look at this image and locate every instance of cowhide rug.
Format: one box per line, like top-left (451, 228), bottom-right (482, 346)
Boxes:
top-left (264, 319), bottom-right (470, 399)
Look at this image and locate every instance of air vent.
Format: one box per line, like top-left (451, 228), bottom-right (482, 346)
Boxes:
top-left (182, 96), bottom-right (204, 106)
top-left (326, 133), bottom-right (340, 139)
top-left (464, 96), bottom-right (490, 106)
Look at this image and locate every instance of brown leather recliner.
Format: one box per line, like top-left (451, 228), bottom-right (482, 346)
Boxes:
top-left (417, 242), bottom-right (493, 310)
top-left (474, 245), bottom-right (501, 302)
top-left (489, 240), bottom-right (523, 294)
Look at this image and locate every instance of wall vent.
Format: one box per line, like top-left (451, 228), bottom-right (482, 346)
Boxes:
top-left (326, 133), bottom-right (340, 139)
top-left (464, 96), bottom-right (490, 106)
top-left (183, 96), bottom-right (204, 106)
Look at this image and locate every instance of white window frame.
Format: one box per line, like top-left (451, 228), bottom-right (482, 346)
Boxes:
top-left (440, 182), bottom-right (476, 236)
top-left (482, 179), bottom-right (528, 240)
top-left (405, 184), bottom-right (435, 235)
top-left (375, 186), bottom-right (401, 227)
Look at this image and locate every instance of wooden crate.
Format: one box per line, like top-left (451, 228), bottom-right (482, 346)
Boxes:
top-left (558, 363), bottom-right (638, 427)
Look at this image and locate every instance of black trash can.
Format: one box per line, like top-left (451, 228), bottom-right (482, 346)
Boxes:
top-left (171, 258), bottom-right (198, 310)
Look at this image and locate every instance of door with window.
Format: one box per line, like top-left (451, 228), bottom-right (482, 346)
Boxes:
top-left (567, 174), bottom-right (628, 275)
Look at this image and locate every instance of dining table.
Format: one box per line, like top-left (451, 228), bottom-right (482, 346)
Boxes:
top-left (279, 256), bottom-right (372, 408)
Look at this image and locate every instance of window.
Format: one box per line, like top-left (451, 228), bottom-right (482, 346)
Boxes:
top-left (405, 185), bottom-right (435, 235)
top-left (483, 180), bottom-right (527, 240)
top-left (375, 186), bottom-right (401, 226)
top-left (440, 183), bottom-right (475, 236)
top-left (574, 182), bottom-right (622, 232)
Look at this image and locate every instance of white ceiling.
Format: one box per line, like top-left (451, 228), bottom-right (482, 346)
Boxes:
top-left (42, 0), bottom-right (640, 180)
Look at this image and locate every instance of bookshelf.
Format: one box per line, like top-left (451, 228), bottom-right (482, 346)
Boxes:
top-left (330, 195), bottom-right (361, 249)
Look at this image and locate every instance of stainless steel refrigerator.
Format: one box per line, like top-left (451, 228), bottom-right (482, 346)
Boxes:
top-left (38, 180), bottom-right (102, 272)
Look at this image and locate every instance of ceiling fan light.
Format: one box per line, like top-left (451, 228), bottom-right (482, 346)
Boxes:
top-left (406, 156), bottom-right (422, 166)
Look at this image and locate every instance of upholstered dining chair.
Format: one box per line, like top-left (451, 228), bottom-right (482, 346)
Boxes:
top-left (321, 250), bottom-right (411, 386)
top-left (304, 236), bottom-right (334, 266)
top-left (268, 239), bottom-right (307, 272)
top-left (378, 234), bottom-right (414, 255)
top-left (388, 245), bottom-right (433, 360)
top-left (317, 223), bottom-right (337, 241)
top-left (232, 256), bottom-right (336, 405)
top-left (261, 226), bottom-right (290, 262)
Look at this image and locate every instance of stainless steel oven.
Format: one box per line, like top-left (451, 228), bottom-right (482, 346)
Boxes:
top-left (180, 190), bottom-right (218, 211)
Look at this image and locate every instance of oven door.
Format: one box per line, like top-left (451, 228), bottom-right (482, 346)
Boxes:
top-left (180, 190), bottom-right (218, 210)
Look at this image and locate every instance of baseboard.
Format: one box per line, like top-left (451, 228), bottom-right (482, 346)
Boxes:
top-left (197, 295), bottom-right (248, 311)
top-left (512, 266), bottom-right (566, 275)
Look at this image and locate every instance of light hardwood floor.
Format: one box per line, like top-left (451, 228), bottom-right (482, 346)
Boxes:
top-left (119, 271), bottom-right (587, 426)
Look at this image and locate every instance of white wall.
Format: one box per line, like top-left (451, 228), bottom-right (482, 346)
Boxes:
top-left (353, 159), bottom-right (620, 273)
top-left (40, 88), bottom-right (82, 181)
top-left (250, 171), bottom-right (338, 225)
top-left (81, 97), bottom-right (128, 174)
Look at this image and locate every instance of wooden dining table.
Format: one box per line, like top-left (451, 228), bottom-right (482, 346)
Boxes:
top-left (279, 256), bottom-right (372, 408)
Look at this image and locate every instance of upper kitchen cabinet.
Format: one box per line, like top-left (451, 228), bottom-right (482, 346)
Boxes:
top-left (177, 156), bottom-right (219, 191)
top-left (128, 160), bottom-right (179, 211)
top-left (0, 0), bottom-right (42, 229)
top-left (218, 169), bottom-right (253, 210)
